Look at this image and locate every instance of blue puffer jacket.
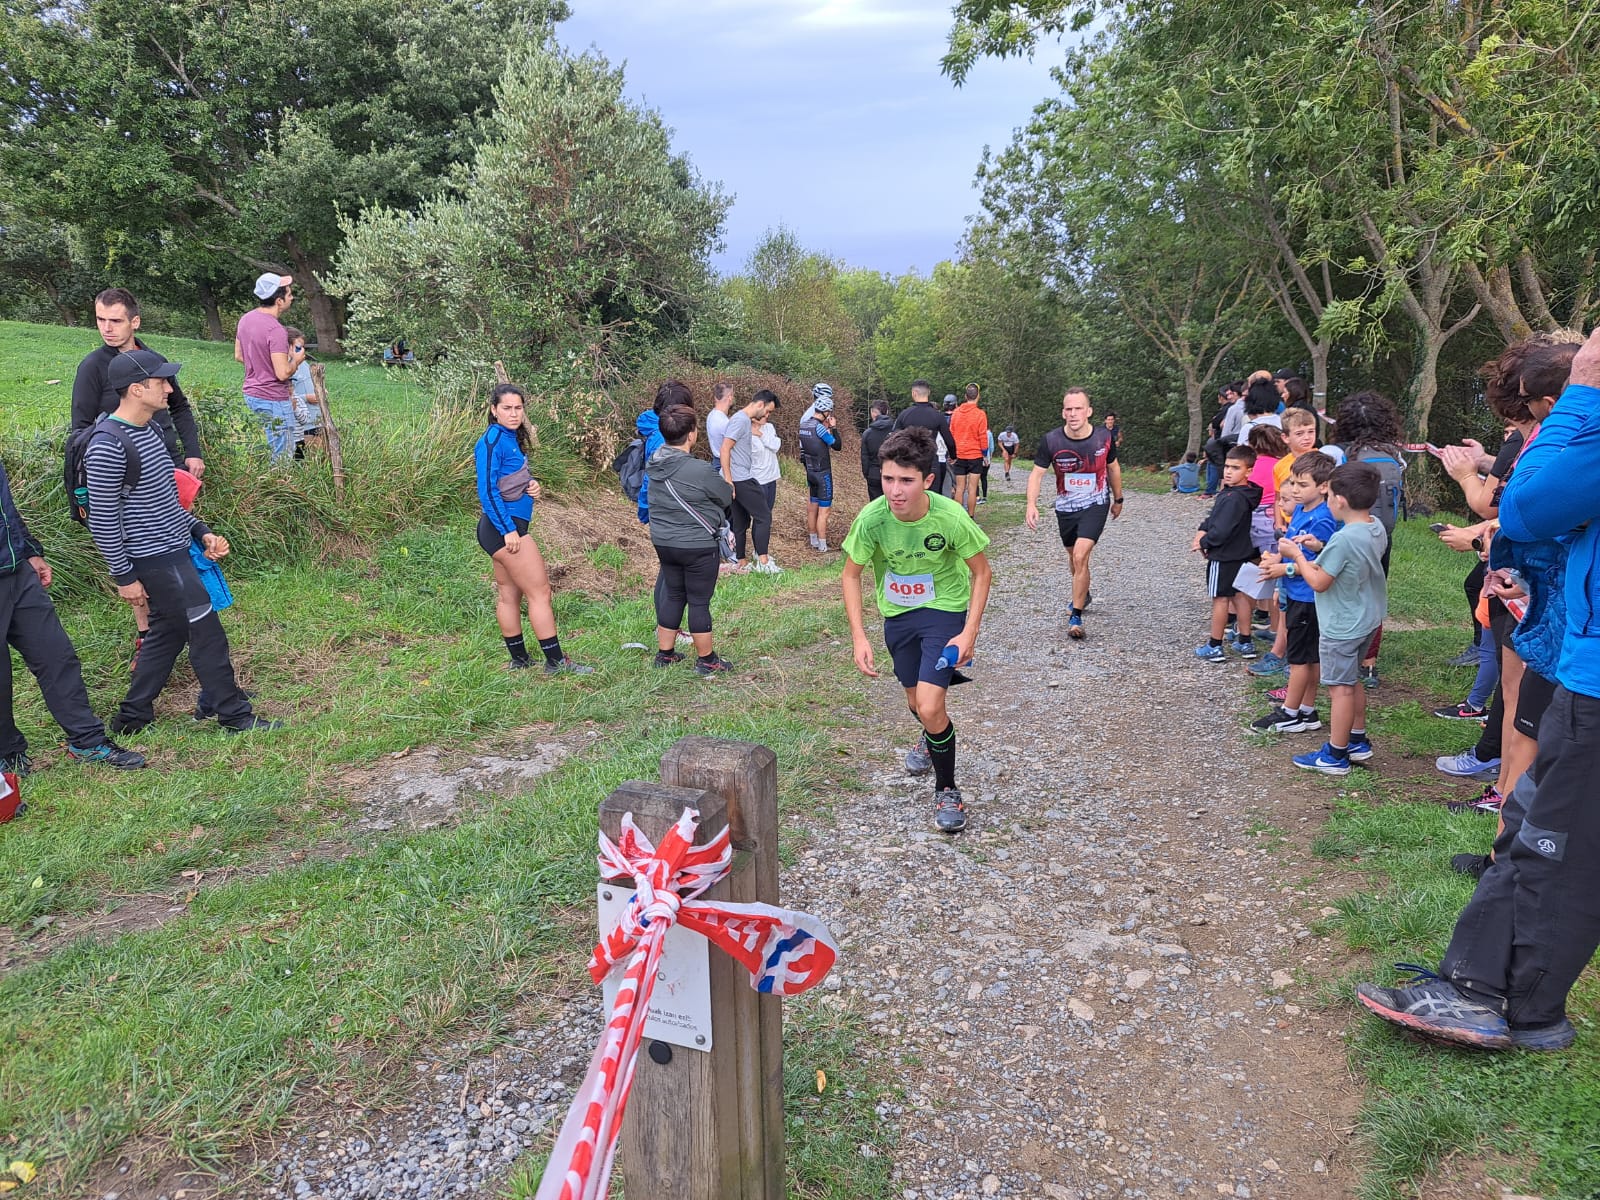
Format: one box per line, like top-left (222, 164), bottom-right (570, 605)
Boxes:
top-left (1490, 524), bottom-right (1567, 681)
top-left (1498, 383), bottom-right (1600, 700)
top-left (635, 409), bottom-right (663, 524)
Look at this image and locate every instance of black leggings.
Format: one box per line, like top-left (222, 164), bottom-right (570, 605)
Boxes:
top-left (979, 461), bottom-right (990, 499)
top-left (653, 544), bottom-right (719, 634)
top-left (730, 478), bottom-right (772, 560)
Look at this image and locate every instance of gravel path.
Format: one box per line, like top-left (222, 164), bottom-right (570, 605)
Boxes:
top-left (125, 482), bottom-right (1364, 1200)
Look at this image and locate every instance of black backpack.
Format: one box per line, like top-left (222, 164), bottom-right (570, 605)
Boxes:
top-left (64, 417), bottom-right (141, 524)
top-left (1352, 446), bottom-right (1407, 533)
top-left (611, 437), bottom-right (647, 504)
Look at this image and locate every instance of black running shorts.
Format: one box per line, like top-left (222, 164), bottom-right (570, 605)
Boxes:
top-left (1284, 597), bottom-right (1320, 665)
top-left (1055, 502), bottom-right (1110, 548)
top-left (477, 514), bottom-right (529, 556)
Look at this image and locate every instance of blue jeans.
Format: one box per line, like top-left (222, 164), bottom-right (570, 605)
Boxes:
top-left (1467, 634), bottom-right (1501, 710)
top-left (244, 394), bottom-right (295, 461)
top-left (1204, 461), bottom-right (1221, 494)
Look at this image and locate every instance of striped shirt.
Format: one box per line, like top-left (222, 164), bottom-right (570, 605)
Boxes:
top-left (85, 419), bottom-right (209, 585)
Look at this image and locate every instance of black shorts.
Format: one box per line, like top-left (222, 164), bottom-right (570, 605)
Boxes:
top-left (884, 606), bottom-right (967, 690)
top-left (952, 457), bottom-right (985, 477)
top-left (1207, 558), bottom-right (1249, 599)
top-left (1055, 503), bottom-right (1110, 548)
top-left (1284, 598), bottom-right (1320, 665)
top-left (1515, 668), bottom-right (1558, 739)
top-left (1000, 444), bottom-right (1018, 459)
top-left (477, 513), bottom-right (529, 556)
top-left (805, 469), bottom-right (833, 508)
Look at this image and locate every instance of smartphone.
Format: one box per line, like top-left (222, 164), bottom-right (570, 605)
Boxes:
top-left (1429, 522), bottom-right (1448, 533)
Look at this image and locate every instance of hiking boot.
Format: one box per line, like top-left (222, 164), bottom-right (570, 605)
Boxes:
top-left (694, 655), bottom-right (734, 678)
top-left (653, 650), bottom-right (685, 668)
top-left (1446, 645), bottom-right (1481, 668)
top-left (1356, 963), bottom-right (1511, 1049)
top-left (1067, 613), bottom-right (1085, 640)
top-left (0, 752), bottom-right (33, 779)
top-left (1193, 643), bottom-right (1227, 663)
top-left (1346, 734), bottom-right (1375, 762)
top-left (904, 739), bottom-right (932, 775)
top-left (1234, 638), bottom-right (1260, 660)
top-left (222, 715), bottom-right (284, 734)
top-left (65, 740), bottom-right (146, 769)
top-left (1437, 748), bottom-right (1501, 779)
top-left (545, 656), bottom-right (595, 676)
top-left (933, 788), bottom-right (967, 833)
top-left (1433, 701), bottom-right (1488, 721)
top-left (1511, 1018), bottom-right (1576, 1051)
top-left (193, 689), bottom-right (259, 721)
top-left (1451, 853), bottom-right (1492, 878)
top-left (1251, 707), bottom-right (1298, 733)
top-left (1246, 652), bottom-right (1288, 677)
top-left (1360, 665), bottom-right (1380, 689)
top-left (1293, 742), bottom-right (1351, 777)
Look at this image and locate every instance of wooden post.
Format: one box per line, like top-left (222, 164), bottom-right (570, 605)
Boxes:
top-left (493, 358), bottom-right (539, 448)
top-left (308, 362), bottom-right (345, 501)
top-left (598, 737), bottom-right (783, 1200)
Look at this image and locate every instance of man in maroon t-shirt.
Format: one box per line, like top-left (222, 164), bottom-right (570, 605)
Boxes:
top-left (234, 273), bottom-right (305, 462)
top-left (1024, 388), bottom-right (1123, 639)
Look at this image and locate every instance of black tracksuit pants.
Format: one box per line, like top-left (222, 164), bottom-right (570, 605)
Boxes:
top-left (730, 479), bottom-right (771, 560)
top-left (0, 567), bottom-right (106, 754)
top-left (118, 550), bottom-right (252, 729)
top-left (1442, 686), bottom-right (1600, 1028)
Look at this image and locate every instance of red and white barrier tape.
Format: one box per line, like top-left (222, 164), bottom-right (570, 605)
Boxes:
top-left (535, 807), bottom-right (837, 1200)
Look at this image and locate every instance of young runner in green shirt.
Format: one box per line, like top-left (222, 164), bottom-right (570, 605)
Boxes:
top-left (842, 427), bottom-right (993, 831)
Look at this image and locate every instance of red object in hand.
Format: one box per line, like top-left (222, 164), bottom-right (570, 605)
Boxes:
top-left (0, 772), bottom-right (22, 824)
top-left (174, 468), bottom-right (203, 511)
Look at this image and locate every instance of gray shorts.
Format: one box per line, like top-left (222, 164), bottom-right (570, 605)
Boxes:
top-left (1319, 630), bottom-right (1376, 687)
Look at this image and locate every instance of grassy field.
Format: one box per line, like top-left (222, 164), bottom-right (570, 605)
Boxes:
top-left (1244, 518), bottom-right (1600, 1199)
top-left (0, 318), bottom-right (431, 431)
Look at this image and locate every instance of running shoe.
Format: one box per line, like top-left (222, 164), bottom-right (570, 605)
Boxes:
top-left (1233, 638), bottom-right (1260, 660)
top-left (809, 534), bottom-right (820, 550)
top-left (752, 558), bottom-right (783, 575)
top-left (1511, 1019), bottom-right (1576, 1051)
top-left (1355, 963), bottom-right (1511, 1049)
top-left (1448, 785), bottom-right (1503, 814)
top-left (221, 715), bottom-right (284, 734)
top-left (1293, 742), bottom-right (1351, 776)
top-left (1451, 853), bottom-right (1491, 879)
top-left (976, 496), bottom-right (986, 505)
top-left (1437, 748), bottom-right (1501, 779)
top-left (0, 751), bottom-right (34, 779)
top-left (693, 655), bottom-right (734, 677)
top-left (1193, 643), bottom-right (1227, 663)
top-left (1360, 665), bottom-right (1380, 689)
top-left (1251, 707), bottom-right (1298, 732)
top-left (933, 788), bottom-right (967, 833)
top-left (653, 650), bottom-right (685, 668)
top-left (905, 739), bottom-right (932, 775)
top-left (1067, 613), bottom-right (1085, 640)
top-left (1446, 645), bottom-right (1481, 668)
top-left (1252, 611), bottom-right (1273, 632)
top-left (1266, 685), bottom-right (1288, 703)
top-left (193, 688), bottom-right (259, 721)
top-left (1246, 652), bottom-right (1288, 677)
top-left (675, 630), bottom-right (695, 645)
top-left (1278, 708), bottom-right (1322, 733)
top-left (817, 540), bottom-right (829, 553)
top-left (1346, 734), bottom-right (1375, 762)
top-left (1433, 701), bottom-right (1489, 721)
top-left (507, 658), bottom-right (535, 670)
top-left (546, 656), bottom-right (596, 676)
top-left (65, 740), bottom-right (146, 769)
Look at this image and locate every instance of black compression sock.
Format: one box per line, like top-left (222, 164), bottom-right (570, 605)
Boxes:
top-left (1208, 637), bottom-right (1224, 648)
top-left (925, 722), bottom-right (956, 791)
top-left (537, 635), bottom-right (564, 666)
top-left (504, 635), bottom-right (531, 665)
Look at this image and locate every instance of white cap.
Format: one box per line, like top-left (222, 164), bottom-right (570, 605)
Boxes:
top-left (253, 272), bottom-right (294, 300)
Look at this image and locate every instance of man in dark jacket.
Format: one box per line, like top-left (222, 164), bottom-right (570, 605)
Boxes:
top-left (1190, 445), bottom-right (1264, 662)
top-left (860, 400), bottom-right (895, 500)
top-left (892, 379), bottom-right (954, 496)
top-left (0, 460), bottom-right (146, 776)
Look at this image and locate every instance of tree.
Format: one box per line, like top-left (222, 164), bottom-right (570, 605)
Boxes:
top-left (736, 227), bottom-right (861, 364)
top-left (0, 201), bottom-right (96, 325)
top-left (872, 270), bottom-right (959, 400)
top-left (0, 0), bottom-right (567, 350)
top-left (334, 47), bottom-right (728, 386)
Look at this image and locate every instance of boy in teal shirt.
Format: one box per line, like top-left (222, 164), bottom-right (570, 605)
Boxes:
top-left (842, 427), bottom-right (992, 832)
top-left (1277, 462), bottom-right (1390, 776)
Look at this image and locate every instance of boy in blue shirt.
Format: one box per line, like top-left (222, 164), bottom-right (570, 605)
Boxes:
top-left (1251, 452), bottom-right (1338, 731)
top-left (1276, 462), bottom-right (1390, 775)
top-left (1168, 452), bottom-right (1201, 493)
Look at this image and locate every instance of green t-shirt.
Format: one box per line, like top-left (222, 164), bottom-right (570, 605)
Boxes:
top-left (1313, 518), bottom-right (1389, 639)
top-left (843, 492), bottom-right (991, 619)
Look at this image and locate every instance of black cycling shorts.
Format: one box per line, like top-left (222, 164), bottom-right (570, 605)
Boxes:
top-left (477, 514), bottom-right (529, 556)
top-left (805, 469), bottom-right (833, 508)
top-left (1515, 668), bottom-right (1558, 740)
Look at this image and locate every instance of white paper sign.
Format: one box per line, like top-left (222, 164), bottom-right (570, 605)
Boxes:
top-left (1231, 562), bottom-right (1279, 601)
top-left (597, 884), bottom-right (714, 1051)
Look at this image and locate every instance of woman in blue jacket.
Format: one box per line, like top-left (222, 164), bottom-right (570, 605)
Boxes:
top-left (475, 384), bottom-right (591, 674)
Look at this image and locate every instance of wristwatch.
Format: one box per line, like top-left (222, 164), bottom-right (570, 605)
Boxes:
top-left (1112, 495), bottom-right (1124, 503)
top-left (1284, 563), bottom-right (1297, 577)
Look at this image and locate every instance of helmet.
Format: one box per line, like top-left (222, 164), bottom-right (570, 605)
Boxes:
top-left (812, 382), bottom-right (833, 402)
top-left (812, 396), bottom-right (834, 413)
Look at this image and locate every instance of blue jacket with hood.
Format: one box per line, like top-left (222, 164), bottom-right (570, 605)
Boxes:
top-left (635, 409), bottom-right (664, 524)
top-left (1498, 382), bottom-right (1600, 700)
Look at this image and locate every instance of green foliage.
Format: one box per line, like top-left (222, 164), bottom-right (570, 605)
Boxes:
top-left (335, 47), bottom-right (727, 393)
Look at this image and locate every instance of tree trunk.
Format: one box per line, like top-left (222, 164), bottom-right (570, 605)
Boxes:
top-left (1309, 342), bottom-right (1330, 415)
top-left (285, 238), bottom-right (344, 354)
top-left (1183, 366), bottom-right (1203, 457)
top-left (198, 279), bottom-right (226, 341)
top-left (1410, 336), bottom-right (1443, 441)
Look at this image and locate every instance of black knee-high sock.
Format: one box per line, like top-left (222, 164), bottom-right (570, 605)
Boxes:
top-left (504, 634), bottom-right (531, 665)
top-left (537, 635), bottom-right (564, 666)
top-left (925, 722), bottom-right (956, 791)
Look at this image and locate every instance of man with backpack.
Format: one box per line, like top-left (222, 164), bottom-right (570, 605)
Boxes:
top-left (82, 351), bottom-right (277, 736)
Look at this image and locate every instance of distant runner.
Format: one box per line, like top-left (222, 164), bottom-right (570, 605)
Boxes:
top-left (998, 425), bottom-right (1021, 481)
top-left (842, 427), bottom-right (992, 833)
top-left (798, 383), bottom-right (840, 553)
top-left (1025, 387), bottom-right (1123, 640)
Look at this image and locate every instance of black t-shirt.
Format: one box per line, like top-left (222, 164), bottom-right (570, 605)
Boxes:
top-left (1033, 426), bottom-right (1117, 512)
top-left (892, 401), bottom-right (953, 459)
top-left (1489, 428), bottom-right (1525, 509)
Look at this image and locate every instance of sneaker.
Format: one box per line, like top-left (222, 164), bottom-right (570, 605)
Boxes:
top-left (193, 689), bottom-right (259, 721)
top-left (1279, 708), bottom-right (1322, 733)
top-left (221, 715), bottom-right (283, 734)
top-left (693, 655), bottom-right (734, 677)
top-left (1446, 645), bottom-right (1482, 668)
top-left (1355, 963), bottom-right (1511, 1049)
top-left (1510, 1018), bottom-right (1576, 1051)
top-left (653, 650), bottom-right (685, 668)
top-left (1193, 643), bottom-right (1227, 663)
top-left (1346, 734), bottom-right (1374, 762)
top-left (933, 788), bottom-right (967, 833)
top-left (0, 751), bottom-right (33, 779)
top-left (1293, 742), bottom-right (1351, 776)
top-left (808, 534), bottom-right (820, 550)
top-left (1360, 665), bottom-right (1380, 689)
top-left (1433, 701), bottom-right (1489, 721)
top-left (1082, 592), bottom-right (1093, 611)
top-left (905, 739), bottom-right (932, 775)
top-left (507, 658), bottom-right (535, 670)
top-left (65, 740), bottom-right (146, 769)
top-left (976, 496), bottom-right (987, 505)
top-left (1252, 611), bottom-right (1273, 632)
top-left (817, 540), bottom-right (829, 553)
top-left (751, 558), bottom-right (783, 575)
top-left (1067, 614), bottom-right (1085, 640)
top-left (675, 630), bottom-right (695, 646)
top-left (1234, 638), bottom-right (1260, 660)
top-left (1449, 785), bottom-right (1503, 814)
top-left (1246, 652), bottom-right (1288, 677)
top-left (545, 656), bottom-right (595, 676)
top-left (1437, 748), bottom-right (1501, 779)
top-left (1266, 685), bottom-right (1288, 703)
top-left (1251, 707), bottom-right (1298, 733)
top-left (1451, 853), bottom-right (1492, 879)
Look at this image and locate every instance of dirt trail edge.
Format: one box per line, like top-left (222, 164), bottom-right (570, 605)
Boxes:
top-left (789, 483), bottom-right (1363, 1200)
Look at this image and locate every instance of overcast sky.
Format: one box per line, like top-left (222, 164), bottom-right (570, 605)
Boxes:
top-left (557, 0), bottom-right (1065, 277)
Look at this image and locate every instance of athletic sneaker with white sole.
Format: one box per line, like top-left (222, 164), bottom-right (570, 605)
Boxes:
top-left (1293, 742), bottom-right (1351, 776)
top-left (1437, 748), bottom-right (1501, 779)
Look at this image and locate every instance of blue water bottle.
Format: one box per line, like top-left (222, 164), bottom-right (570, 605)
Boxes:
top-left (936, 645), bottom-right (961, 673)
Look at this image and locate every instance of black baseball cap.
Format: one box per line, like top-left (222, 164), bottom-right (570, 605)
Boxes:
top-left (107, 349), bottom-right (181, 391)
